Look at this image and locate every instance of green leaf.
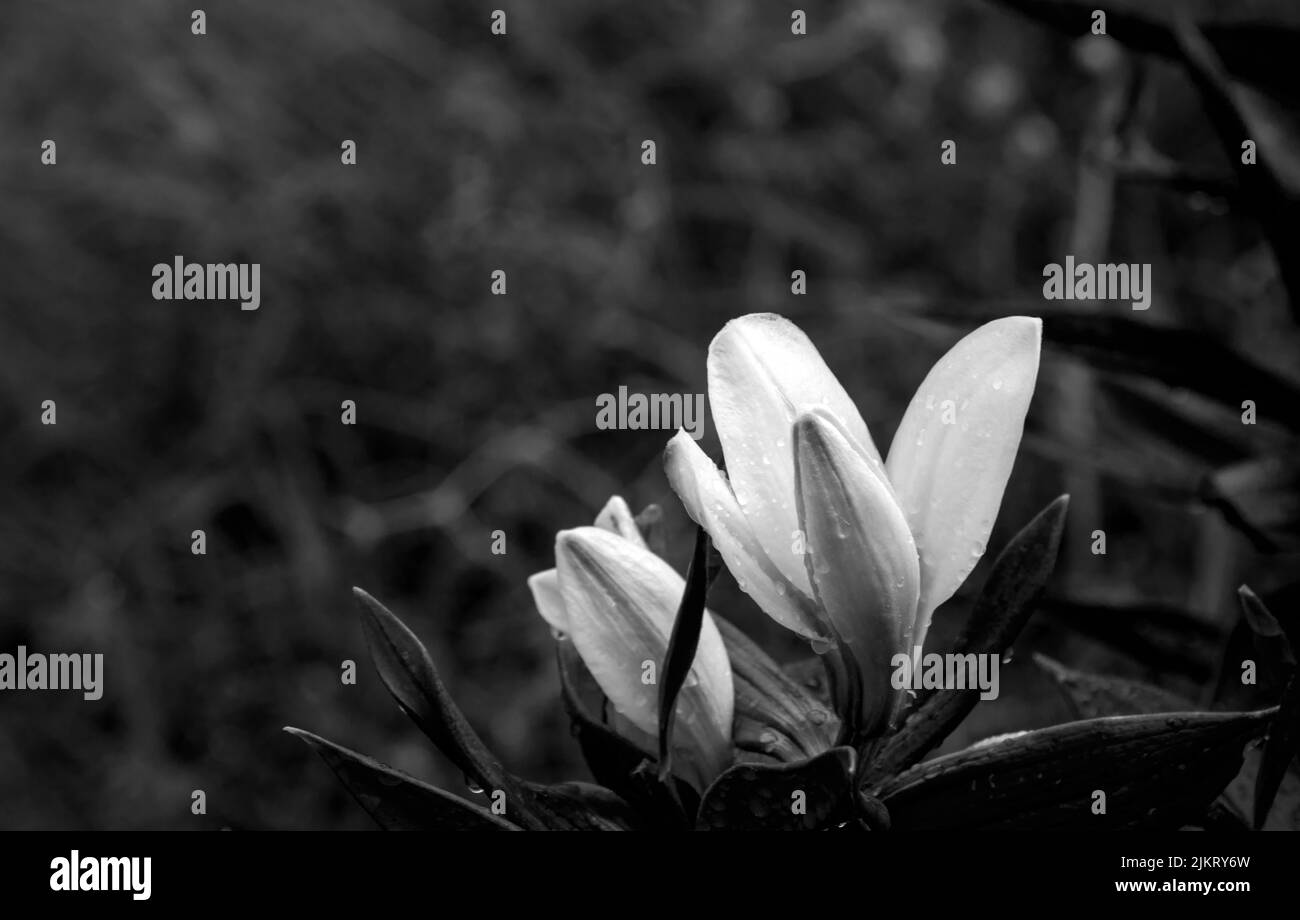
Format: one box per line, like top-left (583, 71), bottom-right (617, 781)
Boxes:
top-left (657, 526), bottom-right (711, 780)
top-left (1254, 671), bottom-right (1300, 828)
top-left (1034, 653), bottom-right (1194, 718)
top-left (696, 747), bottom-right (857, 830)
top-left (874, 709), bottom-right (1273, 830)
top-left (865, 496), bottom-right (1068, 781)
top-left (285, 727), bottom-right (519, 831)
top-left (716, 618), bottom-right (840, 764)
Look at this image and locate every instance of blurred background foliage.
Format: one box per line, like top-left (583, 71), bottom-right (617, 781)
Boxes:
top-left (1, 0), bottom-right (1297, 829)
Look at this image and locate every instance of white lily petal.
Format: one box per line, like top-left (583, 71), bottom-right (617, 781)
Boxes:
top-left (555, 526), bottom-right (734, 789)
top-left (527, 569), bottom-right (568, 634)
top-left (794, 409), bottom-right (918, 733)
top-left (664, 429), bottom-right (824, 640)
top-left (885, 316), bottom-right (1042, 648)
top-left (593, 495), bottom-right (648, 549)
top-left (708, 314), bottom-right (886, 589)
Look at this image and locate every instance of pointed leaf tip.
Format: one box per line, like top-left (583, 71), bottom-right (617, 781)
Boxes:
top-left (289, 727), bottom-right (519, 830)
top-left (352, 588), bottom-right (556, 830)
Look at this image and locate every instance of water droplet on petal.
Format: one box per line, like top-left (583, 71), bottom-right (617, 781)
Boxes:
top-left (550, 628), bottom-right (567, 641)
top-left (809, 709), bottom-right (829, 725)
top-left (464, 776), bottom-right (484, 795)
top-left (810, 636), bottom-right (835, 655)
top-left (992, 379), bottom-right (1003, 390)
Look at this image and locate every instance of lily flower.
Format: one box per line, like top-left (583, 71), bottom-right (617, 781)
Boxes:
top-left (665, 313), bottom-right (1040, 731)
top-left (528, 497), bottom-right (735, 791)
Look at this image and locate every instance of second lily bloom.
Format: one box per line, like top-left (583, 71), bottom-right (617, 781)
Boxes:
top-left (666, 313), bottom-right (1041, 734)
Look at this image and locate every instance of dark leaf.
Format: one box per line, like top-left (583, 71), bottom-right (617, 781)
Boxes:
top-left (1205, 455), bottom-right (1300, 553)
top-left (783, 657), bottom-right (834, 710)
top-left (1224, 743), bottom-right (1300, 830)
top-left (1254, 672), bottom-right (1300, 828)
top-left (657, 526), bottom-right (711, 779)
top-left (523, 781), bottom-right (639, 831)
top-left (865, 496), bottom-right (1068, 781)
top-left (285, 727), bottom-right (518, 831)
top-left (716, 618), bottom-right (840, 764)
top-left (1035, 653), bottom-right (1194, 718)
top-left (874, 709), bottom-right (1273, 830)
top-left (354, 587), bottom-right (553, 830)
top-left (556, 639), bottom-right (690, 827)
top-left (696, 747), bottom-right (857, 830)
top-left (1238, 584), bottom-right (1297, 682)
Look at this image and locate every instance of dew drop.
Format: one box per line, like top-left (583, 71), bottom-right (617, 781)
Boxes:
top-left (464, 776), bottom-right (484, 795)
top-left (758, 730), bottom-right (779, 750)
top-left (1001, 648), bottom-right (1015, 664)
top-left (810, 636), bottom-right (835, 655)
top-left (550, 628), bottom-right (567, 641)
top-left (809, 709), bottom-right (829, 725)
top-left (992, 379), bottom-right (1003, 390)
top-left (775, 582), bottom-right (787, 596)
